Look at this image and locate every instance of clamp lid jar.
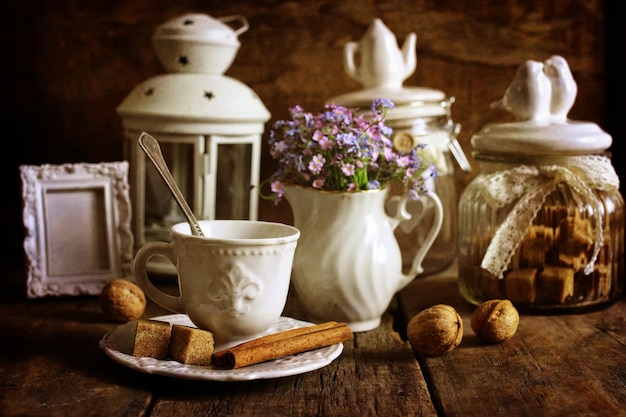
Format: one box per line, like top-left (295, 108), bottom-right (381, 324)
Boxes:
top-left (329, 18), bottom-right (470, 275)
top-left (458, 56), bottom-right (624, 312)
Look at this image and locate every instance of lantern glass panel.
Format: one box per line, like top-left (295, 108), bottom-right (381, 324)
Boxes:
top-left (144, 142), bottom-right (195, 242)
top-left (216, 142), bottom-right (252, 220)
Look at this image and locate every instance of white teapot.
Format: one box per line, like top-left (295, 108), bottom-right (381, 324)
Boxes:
top-left (344, 18), bottom-right (416, 89)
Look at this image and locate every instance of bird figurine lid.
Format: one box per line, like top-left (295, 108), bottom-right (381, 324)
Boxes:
top-left (471, 55), bottom-right (612, 154)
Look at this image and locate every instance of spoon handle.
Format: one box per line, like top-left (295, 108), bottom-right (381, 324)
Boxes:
top-left (138, 132), bottom-right (205, 237)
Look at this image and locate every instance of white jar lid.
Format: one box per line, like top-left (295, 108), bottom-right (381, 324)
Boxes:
top-left (472, 120), bottom-right (612, 154)
top-left (472, 56), bottom-right (612, 155)
top-left (329, 86), bottom-right (448, 118)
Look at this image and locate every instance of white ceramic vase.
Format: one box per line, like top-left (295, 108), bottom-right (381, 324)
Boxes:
top-left (283, 185), bottom-right (443, 332)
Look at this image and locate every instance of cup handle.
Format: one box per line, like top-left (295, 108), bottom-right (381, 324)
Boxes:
top-left (134, 241), bottom-right (185, 314)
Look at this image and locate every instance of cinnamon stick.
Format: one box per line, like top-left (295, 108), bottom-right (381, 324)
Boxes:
top-left (211, 321), bottom-right (353, 369)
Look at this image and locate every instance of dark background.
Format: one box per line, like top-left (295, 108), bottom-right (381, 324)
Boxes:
top-left (3, 1), bottom-right (624, 278)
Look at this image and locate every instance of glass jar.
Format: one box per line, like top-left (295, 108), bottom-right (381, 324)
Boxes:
top-left (458, 153), bottom-right (624, 312)
top-left (458, 56), bottom-right (624, 312)
top-left (386, 98), bottom-right (470, 275)
top-left (329, 93), bottom-right (470, 276)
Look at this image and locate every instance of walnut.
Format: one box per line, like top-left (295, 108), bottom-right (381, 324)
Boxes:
top-left (407, 304), bottom-right (463, 356)
top-left (100, 279), bottom-right (146, 322)
top-left (471, 299), bottom-right (519, 343)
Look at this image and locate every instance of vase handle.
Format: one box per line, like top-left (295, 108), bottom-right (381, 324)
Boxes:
top-left (388, 192), bottom-right (444, 286)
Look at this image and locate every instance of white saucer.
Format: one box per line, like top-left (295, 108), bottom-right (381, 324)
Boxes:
top-left (99, 314), bottom-right (344, 381)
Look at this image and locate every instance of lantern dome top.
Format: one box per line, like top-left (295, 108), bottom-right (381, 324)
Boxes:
top-left (118, 13), bottom-right (270, 135)
top-left (117, 74), bottom-right (270, 134)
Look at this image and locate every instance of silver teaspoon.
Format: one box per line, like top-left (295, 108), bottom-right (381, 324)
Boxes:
top-left (138, 132), bottom-right (205, 237)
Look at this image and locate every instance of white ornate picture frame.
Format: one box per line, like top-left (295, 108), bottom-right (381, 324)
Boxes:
top-left (20, 161), bottom-right (134, 298)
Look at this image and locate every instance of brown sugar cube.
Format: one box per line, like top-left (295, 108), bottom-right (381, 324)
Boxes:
top-left (519, 225), bottom-right (554, 268)
top-left (538, 266), bottom-right (575, 303)
top-left (133, 319), bottom-right (172, 359)
top-left (555, 215), bottom-right (595, 272)
top-left (168, 324), bottom-right (215, 366)
top-left (526, 225), bottom-right (555, 242)
top-left (557, 216), bottom-right (593, 253)
top-left (478, 267), bottom-right (502, 299)
top-left (519, 238), bottom-right (551, 268)
top-left (505, 268), bottom-right (538, 303)
top-left (592, 264), bottom-right (612, 298)
top-left (557, 251), bottom-right (588, 272)
top-left (542, 205), bottom-right (569, 227)
top-left (539, 225), bottom-right (556, 247)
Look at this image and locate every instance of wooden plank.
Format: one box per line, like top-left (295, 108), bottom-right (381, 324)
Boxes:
top-left (0, 297), bottom-right (153, 417)
top-left (397, 263), bottom-right (626, 417)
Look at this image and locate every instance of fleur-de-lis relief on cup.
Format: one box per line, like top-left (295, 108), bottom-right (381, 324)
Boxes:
top-left (206, 262), bottom-right (261, 316)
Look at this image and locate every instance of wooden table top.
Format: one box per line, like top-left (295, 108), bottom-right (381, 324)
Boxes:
top-left (2, 263), bottom-right (624, 417)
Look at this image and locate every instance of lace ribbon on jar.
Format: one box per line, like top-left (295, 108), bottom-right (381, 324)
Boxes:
top-left (475, 155), bottom-right (619, 278)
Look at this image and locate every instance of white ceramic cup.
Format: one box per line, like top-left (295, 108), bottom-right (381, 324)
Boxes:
top-left (134, 220), bottom-right (300, 345)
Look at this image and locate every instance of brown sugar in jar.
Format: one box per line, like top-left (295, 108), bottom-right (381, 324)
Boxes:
top-left (459, 153), bottom-right (624, 311)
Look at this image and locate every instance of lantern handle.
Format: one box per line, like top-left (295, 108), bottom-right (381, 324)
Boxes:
top-left (218, 15), bottom-right (249, 36)
top-left (138, 132), bottom-right (205, 237)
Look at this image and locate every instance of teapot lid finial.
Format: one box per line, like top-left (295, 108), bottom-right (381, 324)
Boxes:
top-left (329, 18), bottom-right (445, 115)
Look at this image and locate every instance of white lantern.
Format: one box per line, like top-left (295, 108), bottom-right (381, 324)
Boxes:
top-left (117, 13), bottom-right (270, 272)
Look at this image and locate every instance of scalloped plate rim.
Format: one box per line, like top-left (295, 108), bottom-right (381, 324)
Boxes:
top-left (99, 314), bottom-right (344, 381)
